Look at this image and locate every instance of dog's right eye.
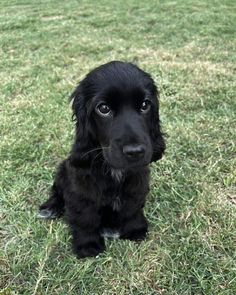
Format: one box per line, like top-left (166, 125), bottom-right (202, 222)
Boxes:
top-left (95, 103), bottom-right (112, 117)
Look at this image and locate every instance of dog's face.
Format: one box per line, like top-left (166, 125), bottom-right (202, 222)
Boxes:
top-left (92, 86), bottom-right (155, 169)
top-left (71, 61), bottom-right (165, 169)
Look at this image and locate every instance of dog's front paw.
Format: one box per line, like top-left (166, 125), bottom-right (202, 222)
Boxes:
top-left (121, 227), bottom-right (148, 241)
top-left (73, 240), bottom-right (105, 258)
top-left (120, 212), bottom-right (148, 241)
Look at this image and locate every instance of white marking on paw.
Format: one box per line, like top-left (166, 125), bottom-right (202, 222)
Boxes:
top-left (101, 229), bottom-right (120, 239)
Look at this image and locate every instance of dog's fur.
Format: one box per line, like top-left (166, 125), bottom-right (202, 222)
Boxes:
top-left (39, 61), bottom-right (165, 258)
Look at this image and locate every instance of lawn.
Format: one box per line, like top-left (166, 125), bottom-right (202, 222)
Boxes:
top-left (0, 0), bottom-right (235, 294)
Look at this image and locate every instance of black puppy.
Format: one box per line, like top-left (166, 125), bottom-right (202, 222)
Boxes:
top-left (39, 61), bottom-right (165, 258)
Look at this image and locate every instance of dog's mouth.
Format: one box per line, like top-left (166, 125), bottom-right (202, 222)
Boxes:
top-left (102, 145), bottom-right (152, 170)
top-left (108, 161), bottom-right (150, 170)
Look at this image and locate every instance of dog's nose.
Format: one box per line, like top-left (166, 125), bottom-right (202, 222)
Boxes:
top-left (123, 144), bottom-right (145, 160)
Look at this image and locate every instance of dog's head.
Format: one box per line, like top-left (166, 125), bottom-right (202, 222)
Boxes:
top-left (71, 61), bottom-right (165, 169)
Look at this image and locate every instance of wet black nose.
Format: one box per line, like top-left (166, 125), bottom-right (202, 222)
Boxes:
top-left (123, 144), bottom-right (145, 160)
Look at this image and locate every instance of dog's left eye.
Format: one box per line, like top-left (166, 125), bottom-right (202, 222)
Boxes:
top-left (96, 103), bottom-right (112, 117)
top-left (140, 100), bottom-right (151, 113)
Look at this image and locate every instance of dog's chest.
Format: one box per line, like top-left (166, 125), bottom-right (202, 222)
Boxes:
top-left (112, 195), bottom-right (121, 211)
top-left (103, 169), bottom-right (124, 211)
top-left (103, 189), bottom-right (122, 211)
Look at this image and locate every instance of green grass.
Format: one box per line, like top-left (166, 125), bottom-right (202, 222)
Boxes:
top-left (0, 0), bottom-right (236, 294)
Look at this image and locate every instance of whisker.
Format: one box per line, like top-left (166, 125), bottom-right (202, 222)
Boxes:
top-left (80, 147), bottom-right (104, 159)
top-left (93, 151), bottom-right (103, 161)
top-left (83, 146), bottom-right (110, 158)
top-left (102, 161), bottom-right (111, 176)
top-left (91, 151), bottom-right (103, 168)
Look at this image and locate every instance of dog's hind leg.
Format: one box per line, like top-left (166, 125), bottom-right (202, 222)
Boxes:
top-left (38, 162), bottom-right (66, 219)
top-left (38, 183), bottom-right (64, 219)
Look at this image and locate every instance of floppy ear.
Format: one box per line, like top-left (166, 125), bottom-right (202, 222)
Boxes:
top-left (69, 85), bottom-right (97, 167)
top-left (149, 88), bottom-right (166, 163)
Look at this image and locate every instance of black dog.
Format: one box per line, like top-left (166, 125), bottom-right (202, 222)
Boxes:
top-left (39, 61), bottom-right (165, 258)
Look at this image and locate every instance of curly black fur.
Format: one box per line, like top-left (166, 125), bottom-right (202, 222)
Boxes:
top-left (39, 61), bottom-right (165, 258)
